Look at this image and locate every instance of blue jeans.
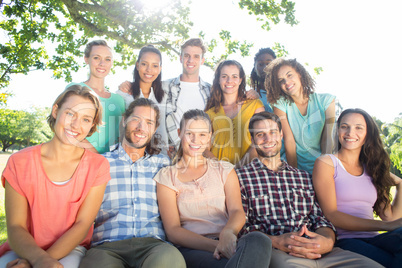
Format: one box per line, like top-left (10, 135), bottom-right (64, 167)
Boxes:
top-left (178, 231), bottom-right (272, 268)
top-left (335, 227), bottom-right (402, 268)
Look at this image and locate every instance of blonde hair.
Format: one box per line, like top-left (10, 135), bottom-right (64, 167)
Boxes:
top-left (47, 84), bottom-right (102, 137)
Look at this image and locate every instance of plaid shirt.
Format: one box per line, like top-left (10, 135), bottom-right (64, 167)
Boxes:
top-left (163, 76), bottom-right (211, 148)
top-left (236, 158), bottom-right (335, 236)
top-left (91, 144), bottom-right (170, 246)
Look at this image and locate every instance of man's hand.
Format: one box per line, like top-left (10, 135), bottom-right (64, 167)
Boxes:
top-left (288, 225), bottom-right (334, 259)
top-left (245, 89), bottom-right (259, 100)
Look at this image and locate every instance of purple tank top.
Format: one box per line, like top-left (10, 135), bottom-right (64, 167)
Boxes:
top-left (329, 154), bottom-right (378, 239)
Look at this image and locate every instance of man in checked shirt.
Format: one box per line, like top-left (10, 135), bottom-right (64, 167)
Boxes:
top-left (80, 98), bottom-right (185, 268)
top-left (236, 112), bottom-right (382, 267)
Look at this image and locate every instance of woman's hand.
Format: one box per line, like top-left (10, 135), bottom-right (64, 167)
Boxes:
top-left (213, 230), bottom-right (237, 260)
top-left (118, 81), bottom-right (132, 94)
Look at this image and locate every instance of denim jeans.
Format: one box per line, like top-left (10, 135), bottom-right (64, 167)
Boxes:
top-left (179, 231), bottom-right (272, 268)
top-left (335, 227), bottom-right (402, 268)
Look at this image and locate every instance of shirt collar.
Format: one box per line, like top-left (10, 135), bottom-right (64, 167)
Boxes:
top-left (116, 143), bottom-right (151, 163)
top-left (251, 158), bottom-right (295, 172)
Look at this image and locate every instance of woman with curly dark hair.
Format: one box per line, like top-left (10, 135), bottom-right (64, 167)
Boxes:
top-left (249, 47), bottom-right (276, 112)
top-left (205, 60), bottom-right (264, 166)
top-left (313, 108), bottom-right (402, 268)
top-left (265, 58), bottom-right (336, 174)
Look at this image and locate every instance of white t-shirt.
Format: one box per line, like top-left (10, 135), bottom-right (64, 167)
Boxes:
top-left (173, 81), bottom-right (205, 126)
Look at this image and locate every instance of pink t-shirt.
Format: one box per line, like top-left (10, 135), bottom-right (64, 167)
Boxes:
top-left (0, 144), bottom-right (111, 256)
top-left (154, 159), bottom-right (234, 238)
top-left (329, 154), bottom-right (378, 239)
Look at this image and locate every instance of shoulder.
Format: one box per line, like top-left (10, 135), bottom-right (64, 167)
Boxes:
top-left (109, 92), bottom-right (125, 107)
top-left (162, 77), bottom-right (180, 91)
top-left (272, 97), bottom-right (289, 111)
top-left (208, 158), bottom-right (234, 171)
top-left (85, 149), bottom-right (109, 165)
top-left (235, 160), bottom-right (257, 179)
top-left (199, 77), bottom-right (211, 89)
top-left (314, 93), bottom-right (335, 106)
top-left (4, 146), bottom-right (39, 171)
top-left (147, 153), bottom-right (171, 168)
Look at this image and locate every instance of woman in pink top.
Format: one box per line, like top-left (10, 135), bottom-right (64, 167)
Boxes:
top-left (154, 109), bottom-right (271, 268)
top-left (313, 108), bottom-right (402, 267)
top-left (0, 85), bottom-right (111, 268)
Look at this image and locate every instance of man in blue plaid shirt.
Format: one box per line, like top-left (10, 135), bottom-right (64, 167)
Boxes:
top-left (80, 98), bottom-right (185, 268)
top-left (236, 112), bottom-right (381, 267)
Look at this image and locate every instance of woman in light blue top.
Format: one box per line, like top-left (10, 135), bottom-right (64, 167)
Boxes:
top-left (69, 40), bottom-right (125, 154)
top-left (265, 58), bottom-right (335, 174)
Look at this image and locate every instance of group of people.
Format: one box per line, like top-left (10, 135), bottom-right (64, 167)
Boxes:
top-left (0, 37), bottom-right (401, 268)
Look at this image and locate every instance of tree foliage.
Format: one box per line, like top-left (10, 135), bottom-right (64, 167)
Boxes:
top-left (0, 107), bottom-right (51, 151)
top-left (1, 0), bottom-right (298, 89)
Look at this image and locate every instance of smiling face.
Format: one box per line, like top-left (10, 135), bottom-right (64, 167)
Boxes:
top-left (84, 45), bottom-right (113, 79)
top-left (338, 113), bottom-right (367, 151)
top-left (136, 51), bottom-right (161, 85)
top-left (219, 65), bottom-right (242, 97)
top-left (277, 65), bottom-right (302, 97)
top-left (252, 119), bottom-right (283, 158)
top-left (124, 106), bottom-right (157, 149)
top-left (180, 45), bottom-right (205, 77)
top-left (52, 95), bottom-right (96, 146)
top-left (180, 118), bottom-right (211, 158)
top-left (255, 53), bottom-right (275, 78)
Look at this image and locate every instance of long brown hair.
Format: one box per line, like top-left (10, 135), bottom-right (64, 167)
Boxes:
top-left (130, 45), bottom-right (164, 103)
top-left (337, 108), bottom-right (394, 215)
top-left (205, 60), bottom-right (246, 113)
top-left (265, 58), bottom-right (315, 105)
top-left (173, 109), bottom-right (212, 164)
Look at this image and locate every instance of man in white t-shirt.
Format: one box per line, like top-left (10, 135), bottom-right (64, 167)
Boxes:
top-left (163, 38), bottom-right (211, 157)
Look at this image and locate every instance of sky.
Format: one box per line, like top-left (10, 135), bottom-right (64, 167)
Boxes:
top-left (3, 0), bottom-right (402, 123)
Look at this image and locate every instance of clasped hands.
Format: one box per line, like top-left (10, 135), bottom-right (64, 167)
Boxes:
top-left (273, 225), bottom-right (333, 260)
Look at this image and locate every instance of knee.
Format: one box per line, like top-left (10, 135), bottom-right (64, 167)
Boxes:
top-left (244, 231), bottom-right (272, 249)
top-left (143, 244), bottom-right (186, 268)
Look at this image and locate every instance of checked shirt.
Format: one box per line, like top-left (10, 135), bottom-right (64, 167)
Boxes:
top-left (236, 158), bottom-right (335, 236)
top-left (91, 144), bottom-right (170, 246)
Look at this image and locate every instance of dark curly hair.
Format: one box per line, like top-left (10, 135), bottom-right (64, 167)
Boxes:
top-left (265, 58), bottom-right (315, 104)
top-left (250, 47), bottom-right (276, 96)
top-left (130, 45), bottom-right (164, 103)
top-left (205, 60), bottom-right (247, 113)
top-left (337, 108), bottom-right (394, 216)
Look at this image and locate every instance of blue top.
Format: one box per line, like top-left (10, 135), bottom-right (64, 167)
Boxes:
top-left (273, 93), bottom-right (335, 174)
top-left (258, 89), bottom-right (273, 113)
top-left (67, 82), bottom-right (125, 154)
top-left (92, 144), bottom-right (170, 246)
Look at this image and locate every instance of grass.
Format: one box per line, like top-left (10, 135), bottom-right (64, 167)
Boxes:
top-left (0, 152), bottom-right (11, 244)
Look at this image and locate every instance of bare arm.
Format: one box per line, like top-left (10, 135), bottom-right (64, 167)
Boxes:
top-left (320, 100), bottom-right (336, 154)
top-left (156, 183), bottom-right (218, 252)
top-left (313, 156), bottom-right (402, 232)
top-left (379, 173), bottom-right (402, 221)
top-left (214, 170), bottom-right (246, 259)
top-left (274, 107), bottom-right (297, 168)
